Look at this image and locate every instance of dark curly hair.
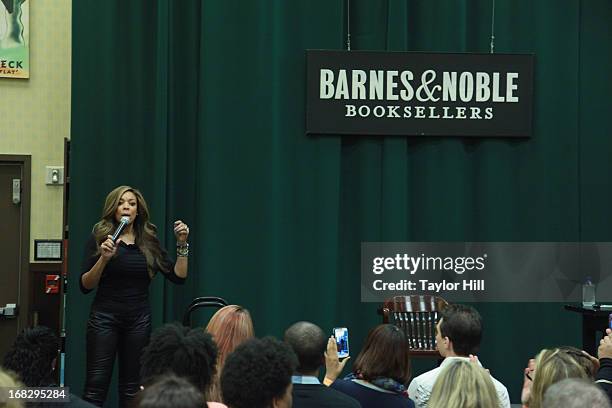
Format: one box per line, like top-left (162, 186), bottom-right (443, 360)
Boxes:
top-left (2, 326), bottom-right (59, 387)
top-left (140, 323), bottom-right (218, 392)
top-left (221, 337), bottom-right (297, 408)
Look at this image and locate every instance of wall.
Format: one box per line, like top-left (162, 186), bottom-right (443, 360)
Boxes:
top-left (0, 0), bottom-right (71, 261)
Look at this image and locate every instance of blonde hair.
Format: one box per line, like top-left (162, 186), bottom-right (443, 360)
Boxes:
top-left (427, 360), bottom-right (499, 408)
top-left (528, 348), bottom-right (591, 408)
top-left (92, 185), bottom-right (168, 277)
top-left (0, 369), bottom-right (25, 408)
top-left (205, 305), bottom-right (254, 402)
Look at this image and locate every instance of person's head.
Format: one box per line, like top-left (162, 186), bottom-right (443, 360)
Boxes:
top-left (2, 326), bottom-right (58, 387)
top-left (529, 348), bottom-right (591, 408)
top-left (140, 323), bottom-right (218, 392)
top-left (436, 304), bottom-right (482, 357)
top-left (221, 337), bottom-right (297, 408)
top-left (283, 321), bottom-right (327, 375)
top-left (543, 377), bottom-right (610, 408)
top-left (135, 374), bottom-right (204, 408)
top-left (0, 368), bottom-right (24, 408)
top-left (352, 324), bottom-right (411, 385)
top-left (427, 359), bottom-right (499, 408)
top-left (205, 305), bottom-right (254, 367)
top-left (100, 185), bottom-right (149, 230)
top-left (557, 346), bottom-right (597, 378)
top-left (93, 185), bottom-right (168, 275)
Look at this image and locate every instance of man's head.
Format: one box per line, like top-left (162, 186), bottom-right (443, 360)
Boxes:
top-left (221, 337), bottom-right (297, 408)
top-left (2, 326), bottom-right (58, 387)
top-left (140, 323), bottom-right (217, 391)
top-left (543, 378), bottom-right (611, 408)
top-left (284, 321), bottom-right (327, 375)
top-left (436, 304), bottom-right (482, 357)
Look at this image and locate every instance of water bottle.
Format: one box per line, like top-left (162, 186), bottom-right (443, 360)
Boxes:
top-left (582, 277), bottom-right (596, 308)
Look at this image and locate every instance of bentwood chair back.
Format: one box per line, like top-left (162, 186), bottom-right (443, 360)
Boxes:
top-left (182, 296), bottom-right (228, 327)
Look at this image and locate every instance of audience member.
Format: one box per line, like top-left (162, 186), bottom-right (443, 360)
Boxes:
top-left (520, 358), bottom-right (536, 407)
top-left (426, 359), bottom-right (499, 408)
top-left (407, 304), bottom-right (510, 408)
top-left (543, 378), bottom-right (611, 408)
top-left (205, 305), bottom-right (254, 402)
top-left (221, 337), bottom-right (297, 408)
top-left (0, 368), bottom-right (24, 408)
top-left (139, 322), bottom-right (226, 407)
top-left (284, 321), bottom-right (360, 408)
top-left (558, 345), bottom-right (598, 377)
top-left (2, 326), bottom-right (94, 407)
top-left (134, 374), bottom-right (204, 408)
top-left (325, 324), bottom-right (414, 408)
top-left (520, 346), bottom-right (599, 407)
top-left (527, 348), bottom-right (591, 408)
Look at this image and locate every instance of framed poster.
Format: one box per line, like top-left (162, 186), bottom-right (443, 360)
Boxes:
top-left (0, 0), bottom-right (29, 79)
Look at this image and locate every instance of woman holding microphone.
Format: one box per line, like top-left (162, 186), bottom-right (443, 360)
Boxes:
top-left (80, 185), bottom-right (190, 407)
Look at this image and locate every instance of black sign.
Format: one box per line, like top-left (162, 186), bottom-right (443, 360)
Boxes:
top-left (306, 50), bottom-right (534, 137)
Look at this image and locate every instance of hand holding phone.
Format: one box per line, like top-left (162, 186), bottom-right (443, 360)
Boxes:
top-left (333, 327), bottom-right (349, 359)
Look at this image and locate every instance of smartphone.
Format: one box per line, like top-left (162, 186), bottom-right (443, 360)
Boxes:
top-left (333, 327), bottom-right (350, 359)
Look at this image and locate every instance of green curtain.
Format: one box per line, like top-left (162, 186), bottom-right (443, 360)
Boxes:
top-left (67, 0), bottom-right (612, 405)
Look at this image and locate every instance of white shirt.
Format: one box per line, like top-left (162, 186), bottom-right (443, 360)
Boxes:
top-left (407, 356), bottom-right (511, 408)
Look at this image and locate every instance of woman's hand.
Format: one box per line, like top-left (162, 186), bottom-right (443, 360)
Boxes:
top-left (324, 336), bottom-right (350, 385)
top-left (174, 220), bottom-right (190, 244)
top-left (100, 235), bottom-right (119, 261)
top-left (468, 354), bottom-right (490, 374)
top-left (599, 328), bottom-right (612, 360)
top-left (521, 358), bottom-right (536, 407)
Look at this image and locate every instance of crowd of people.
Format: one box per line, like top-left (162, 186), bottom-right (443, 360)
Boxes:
top-left (2, 187), bottom-right (611, 407)
top-left (2, 303), bottom-right (612, 407)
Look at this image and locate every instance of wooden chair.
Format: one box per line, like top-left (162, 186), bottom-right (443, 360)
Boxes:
top-left (379, 295), bottom-right (449, 357)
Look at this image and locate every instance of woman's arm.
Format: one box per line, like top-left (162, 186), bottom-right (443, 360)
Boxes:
top-left (173, 220), bottom-right (190, 279)
top-left (81, 235), bottom-right (117, 290)
top-left (174, 253), bottom-right (188, 278)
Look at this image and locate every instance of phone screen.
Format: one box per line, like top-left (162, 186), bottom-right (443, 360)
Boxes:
top-left (334, 327), bottom-right (349, 359)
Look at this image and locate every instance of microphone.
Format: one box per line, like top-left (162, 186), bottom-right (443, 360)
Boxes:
top-left (111, 216), bottom-right (130, 242)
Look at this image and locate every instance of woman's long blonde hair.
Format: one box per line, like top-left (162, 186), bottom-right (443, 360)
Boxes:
top-left (528, 348), bottom-right (591, 408)
top-left (92, 185), bottom-right (168, 277)
top-left (205, 305), bottom-right (254, 402)
top-left (427, 360), bottom-right (499, 408)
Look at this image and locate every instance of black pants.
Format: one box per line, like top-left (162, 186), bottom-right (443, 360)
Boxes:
top-left (83, 310), bottom-right (151, 407)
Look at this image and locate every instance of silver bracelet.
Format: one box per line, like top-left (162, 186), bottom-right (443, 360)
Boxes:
top-left (176, 242), bottom-right (189, 257)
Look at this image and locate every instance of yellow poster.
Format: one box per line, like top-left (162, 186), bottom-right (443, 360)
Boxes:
top-left (0, 0), bottom-right (29, 79)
